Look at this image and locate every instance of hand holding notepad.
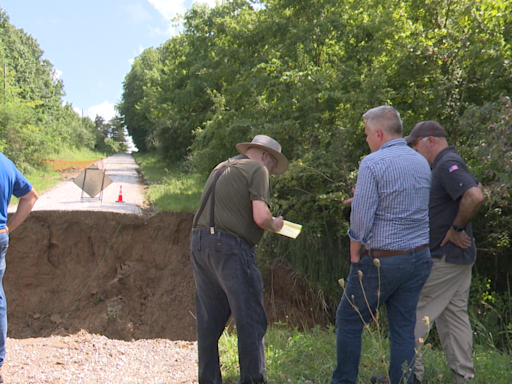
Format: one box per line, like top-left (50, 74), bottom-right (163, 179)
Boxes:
top-left (276, 220), bottom-right (302, 239)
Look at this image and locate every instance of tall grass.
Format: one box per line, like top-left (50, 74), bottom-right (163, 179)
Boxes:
top-left (218, 324), bottom-right (512, 383)
top-left (45, 147), bottom-right (107, 162)
top-left (263, 232), bottom-right (351, 310)
top-left (133, 152), bottom-right (205, 212)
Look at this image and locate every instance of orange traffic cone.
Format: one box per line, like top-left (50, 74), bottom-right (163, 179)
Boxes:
top-left (116, 185), bottom-right (124, 203)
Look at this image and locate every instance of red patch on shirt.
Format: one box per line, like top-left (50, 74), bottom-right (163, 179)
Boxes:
top-left (448, 165), bottom-right (459, 172)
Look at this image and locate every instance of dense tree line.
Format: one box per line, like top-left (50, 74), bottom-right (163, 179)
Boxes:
top-left (119, 0), bottom-right (511, 294)
top-left (0, 8), bottom-right (127, 171)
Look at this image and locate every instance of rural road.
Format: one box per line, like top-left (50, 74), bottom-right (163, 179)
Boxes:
top-left (9, 153), bottom-right (145, 215)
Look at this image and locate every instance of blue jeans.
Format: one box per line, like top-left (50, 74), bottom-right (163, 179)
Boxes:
top-left (190, 230), bottom-right (267, 384)
top-left (0, 232), bottom-right (8, 368)
top-left (332, 248), bottom-right (432, 384)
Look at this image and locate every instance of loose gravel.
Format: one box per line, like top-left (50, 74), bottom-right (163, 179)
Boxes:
top-left (5, 331), bottom-right (198, 383)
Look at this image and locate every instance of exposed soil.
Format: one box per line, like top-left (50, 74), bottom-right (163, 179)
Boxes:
top-left (6, 210), bottom-right (329, 341)
top-left (57, 166), bottom-right (83, 180)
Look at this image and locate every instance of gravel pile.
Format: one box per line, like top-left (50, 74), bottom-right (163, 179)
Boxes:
top-left (5, 331), bottom-right (198, 384)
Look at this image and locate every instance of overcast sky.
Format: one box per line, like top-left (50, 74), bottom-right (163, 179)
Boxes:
top-left (1, 0), bottom-right (217, 121)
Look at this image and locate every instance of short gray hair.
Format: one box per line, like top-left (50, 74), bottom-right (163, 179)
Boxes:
top-left (363, 105), bottom-right (402, 136)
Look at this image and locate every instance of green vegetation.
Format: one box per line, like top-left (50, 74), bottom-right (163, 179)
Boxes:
top-left (0, 7), bottom-right (127, 174)
top-left (119, 0), bottom-right (512, 349)
top-left (132, 150), bottom-right (512, 380)
top-left (218, 325), bottom-right (512, 383)
top-left (133, 153), bottom-right (205, 212)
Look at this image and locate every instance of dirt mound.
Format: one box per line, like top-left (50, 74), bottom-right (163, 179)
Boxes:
top-left (57, 166), bottom-right (83, 179)
top-left (6, 211), bottom-right (328, 341)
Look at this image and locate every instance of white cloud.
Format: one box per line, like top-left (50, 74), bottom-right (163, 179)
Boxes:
top-left (72, 106), bottom-right (82, 116)
top-left (87, 101), bottom-right (116, 121)
top-left (148, 0), bottom-right (218, 21)
top-left (52, 68), bottom-right (63, 81)
top-left (149, 25), bottom-right (174, 38)
top-left (148, 0), bottom-right (186, 20)
top-left (127, 3), bottom-right (153, 23)
top-left (146, 0), bottom-right (219, 37)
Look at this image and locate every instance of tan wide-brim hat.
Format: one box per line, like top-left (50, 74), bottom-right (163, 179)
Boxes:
top-left (236, 134), bottom-right (289, 175)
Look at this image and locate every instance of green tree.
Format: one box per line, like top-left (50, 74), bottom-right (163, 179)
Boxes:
top-left (117, 0), bottom-right (512, 297)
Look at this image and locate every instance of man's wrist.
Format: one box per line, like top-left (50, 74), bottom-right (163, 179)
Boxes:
top-left (451, 224), bottom-right (466, 232)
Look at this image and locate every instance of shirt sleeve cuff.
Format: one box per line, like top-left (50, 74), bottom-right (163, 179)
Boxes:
top-left (347, 228), bottom-right (367, 244)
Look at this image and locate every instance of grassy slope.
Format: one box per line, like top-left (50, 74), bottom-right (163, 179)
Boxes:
top-left (133, 152), bottom-right (205, 212)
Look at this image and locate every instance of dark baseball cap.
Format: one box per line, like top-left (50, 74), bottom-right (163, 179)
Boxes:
top-left (405, 120), bottom-right (447, 144)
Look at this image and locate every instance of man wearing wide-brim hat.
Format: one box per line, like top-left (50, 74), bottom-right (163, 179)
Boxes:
top-left (190, 134), bottom-right (289, 384)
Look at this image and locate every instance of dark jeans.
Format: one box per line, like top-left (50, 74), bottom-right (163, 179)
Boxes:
top-left (0, 232), bottom-right (7, 367)
top-left (332, 247), bottom-right (433, 384)
top-left (190, 230), bottom-right (267, 384)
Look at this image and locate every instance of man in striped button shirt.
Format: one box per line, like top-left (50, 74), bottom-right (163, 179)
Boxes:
top-left (331, 106), bottom-right (433, 384)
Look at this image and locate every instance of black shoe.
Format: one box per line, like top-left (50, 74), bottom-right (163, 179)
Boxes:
top-left (370, 375), bottom-right (389, 384)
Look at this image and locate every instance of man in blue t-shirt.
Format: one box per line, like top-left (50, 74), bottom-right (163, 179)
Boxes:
top-left (0, 152), bottom-right (39, 383)
top-left (406, 121), bottom-right (484, 384)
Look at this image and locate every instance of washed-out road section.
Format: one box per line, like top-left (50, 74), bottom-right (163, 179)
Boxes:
top-left (3, 152), bottom-right (326, 383)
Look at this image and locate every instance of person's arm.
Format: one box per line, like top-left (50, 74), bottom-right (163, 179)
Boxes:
top-left (343, 187), bottom-right (355, 205)
top-left (347, 162), bottom-right (378, 262)
top-left (252, 200), bottom-right (284, 232)
top-left (350, 240), bottom-right (363, 263)
top-left (440, 183), bottom-right (484, 248)
top-left (6, 188), bottom-right (38, 233)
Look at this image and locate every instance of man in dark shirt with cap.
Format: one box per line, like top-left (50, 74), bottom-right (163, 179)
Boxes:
top-left (190, 135), bottom-right (289, 384)
top-left (406, 121), bottom-right (484, 384)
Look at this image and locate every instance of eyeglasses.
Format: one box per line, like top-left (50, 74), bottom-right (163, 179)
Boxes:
top-left (264, 152), bottom-right (278, 173)
top-left (412, 137), bottom-right (428, 147)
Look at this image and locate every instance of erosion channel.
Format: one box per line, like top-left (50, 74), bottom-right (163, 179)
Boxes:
top-left (6, 211), bottom-right (328, 342)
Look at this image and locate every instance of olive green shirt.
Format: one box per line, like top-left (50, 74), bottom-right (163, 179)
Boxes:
top-left (193, 154), bottom-right (271, 246)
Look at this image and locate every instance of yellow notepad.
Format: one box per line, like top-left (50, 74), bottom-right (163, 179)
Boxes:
top-left (276, 220), bottom-right (302, 239)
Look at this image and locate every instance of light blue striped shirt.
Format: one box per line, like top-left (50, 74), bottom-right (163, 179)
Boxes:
top-left (348, 138), bottom-right (431, 251)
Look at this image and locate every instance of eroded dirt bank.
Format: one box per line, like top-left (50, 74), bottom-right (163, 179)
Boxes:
top-left (5, 211), bottom-right (327, 341)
